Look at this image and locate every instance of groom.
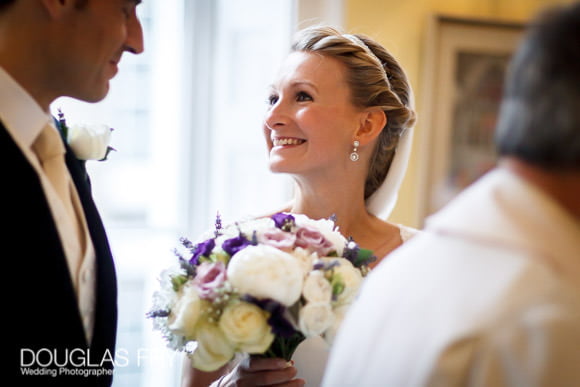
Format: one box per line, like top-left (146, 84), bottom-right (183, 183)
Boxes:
top-left (324, 2), bottom-right (580, 386)
top-left (1, 0), bottom-right (143, 386)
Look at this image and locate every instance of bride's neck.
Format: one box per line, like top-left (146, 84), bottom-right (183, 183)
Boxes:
top-left (289, 178), bottom-right (371, 239)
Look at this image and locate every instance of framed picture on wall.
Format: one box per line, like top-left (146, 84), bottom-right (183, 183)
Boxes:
top-left (418, 16), bottom-right (525, 222)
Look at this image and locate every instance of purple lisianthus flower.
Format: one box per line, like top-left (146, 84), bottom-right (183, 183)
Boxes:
top-left (271, 213), bottom-right (295, 231)
top-left (193, 261), bottom-right (227, 300)
top-left (258, 229), bottom-right (296, 252)
top-left (189, 238), bottom-right (215, 265)
top-left (295, 226), bottom-right (334, 256)
top-left (222, 234), bottom-right (252, 256)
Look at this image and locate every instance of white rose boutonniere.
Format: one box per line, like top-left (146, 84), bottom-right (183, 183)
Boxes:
top-left (58, 109), bottom-right (115, 161)
top-left (68, 123), bottom-right (113, 161)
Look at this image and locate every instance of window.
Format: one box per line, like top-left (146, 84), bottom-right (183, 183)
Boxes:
top-left (52, 1), bottom-right (296, 385)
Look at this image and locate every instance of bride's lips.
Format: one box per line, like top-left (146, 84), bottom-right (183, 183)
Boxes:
top-left (271, 136), bottom-right (307, 147)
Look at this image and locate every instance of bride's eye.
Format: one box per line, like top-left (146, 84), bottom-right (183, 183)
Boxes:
top-left (267, 94), bottom-right (279, 106)
top-left (296, 91), bottom-right (313, 102)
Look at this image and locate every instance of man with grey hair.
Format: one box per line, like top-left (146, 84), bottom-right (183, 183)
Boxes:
top-left (323, 2), bottom-right (580, 386)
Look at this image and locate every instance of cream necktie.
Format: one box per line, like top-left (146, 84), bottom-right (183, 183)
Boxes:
top-left (32, 124), bottom-right (96, 344)
top-left (32, 124), bottom-right (86, 264)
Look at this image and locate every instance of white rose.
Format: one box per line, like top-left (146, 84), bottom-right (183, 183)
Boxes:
top-left (238, 217), bottom-right (275, 236)
top-left (167, 284), bottom-right (202, 339)
top-left (298, 301), bottom-right (334, 337)
top-left (227, 245), bottom-right (303, 306)
top-left (302, 270), bottom-right (332, 303)
top-left (293, 214), bottom-right (347, 256)
top-left (292, 247), bottom-right (318, 276)
top-left (219, 301), bottom-right (274, 354)
top-left (151, 265), bottom-right (184, 312)
top-left (212, 217), bottom-right (273, 246)
top-left (323, 305), bottom-right (349, 346)
top-left (191, 319), bottom-right (236, 372)
top-left (321, 258), bottom-right (363, 304)
top-left (67, 123), bottom-right (112, 160)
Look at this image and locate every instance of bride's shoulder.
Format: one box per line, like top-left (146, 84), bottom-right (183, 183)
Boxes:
top-left (395, 224), bottom-right (421, 243)
top-left (374, 218), bottom-right (420, 244)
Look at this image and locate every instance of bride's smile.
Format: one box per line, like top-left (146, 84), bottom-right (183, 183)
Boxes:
top-left (271, 136), bottom-right (307, 147)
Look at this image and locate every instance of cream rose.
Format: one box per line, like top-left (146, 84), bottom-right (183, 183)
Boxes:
top-left (292, 247), bottom-right (318, 276)
top-left (167, 284), bottom-right (202, 339)
top-left (219, 301), bottom-right (274, 353)
top-left (321, 258), bottom-right (363, 304)
top-left (191, 319), bottom-right (236, 372)
top-left (302, 270), bottom-right (332, 303)
top-left (323, 305), bottom-right (349, 346)
top-left (238, 217), bottom-right (274, 235)
top-left (227, 245), bottom-right (303, 306)
top-left (298, 301), bottom-right (334, 337)
top-left (67, 123), bottom-right (112, 160)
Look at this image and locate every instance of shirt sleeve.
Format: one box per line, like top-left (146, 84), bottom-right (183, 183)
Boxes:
top-left (458, 301), bottom-right (580, 387)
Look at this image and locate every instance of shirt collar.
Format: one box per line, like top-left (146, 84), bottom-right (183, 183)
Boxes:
top-left (0, 66), bottom-right (53, 149)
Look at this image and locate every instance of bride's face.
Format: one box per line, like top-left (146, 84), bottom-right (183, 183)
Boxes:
top-left (264, 51), bottom-right (363, 176)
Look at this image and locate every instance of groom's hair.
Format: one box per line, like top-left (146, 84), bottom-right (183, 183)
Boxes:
top-left (0, 0), bottom-right (88, 12)
top-left (495, 2), bottom-right (580, 169)
top-left (0, 0), bottom-right (16, 12)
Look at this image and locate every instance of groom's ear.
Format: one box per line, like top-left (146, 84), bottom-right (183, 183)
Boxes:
top-left (355, 108), bottom-right (386, 146)
top-left (40, 0), bottom-right (75, 20)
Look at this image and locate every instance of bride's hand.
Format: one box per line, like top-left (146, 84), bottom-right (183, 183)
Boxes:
top-left (217, 356), bottom-right (305, 387)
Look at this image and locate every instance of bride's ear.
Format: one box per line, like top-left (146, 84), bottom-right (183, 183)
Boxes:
top-left (354, 108), bottom-right (386, 146)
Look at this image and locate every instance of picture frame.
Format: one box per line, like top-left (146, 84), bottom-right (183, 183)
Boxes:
top-left (418, 16), bottom-right (525, 222)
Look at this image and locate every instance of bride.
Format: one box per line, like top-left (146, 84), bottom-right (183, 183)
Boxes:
top-left (182, 25), bottom-right (417, 386)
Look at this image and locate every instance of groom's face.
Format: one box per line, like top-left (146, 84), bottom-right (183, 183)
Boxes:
top-left (57, 0), bottom-right (144, 102)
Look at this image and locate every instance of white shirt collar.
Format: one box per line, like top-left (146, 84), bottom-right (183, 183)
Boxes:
top-left (0, 66), bottom-right (53, 149)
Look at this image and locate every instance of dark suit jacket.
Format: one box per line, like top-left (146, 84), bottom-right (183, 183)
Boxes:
top-left (2, 121), bottom-right (118, 387)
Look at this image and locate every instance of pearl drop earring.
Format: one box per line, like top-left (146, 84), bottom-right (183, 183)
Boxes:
top-left (350, 140), bottom-right (360, 161)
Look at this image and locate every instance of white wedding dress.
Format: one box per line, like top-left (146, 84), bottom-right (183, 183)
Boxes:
top-left (292, 224), bottom-right (418, 386)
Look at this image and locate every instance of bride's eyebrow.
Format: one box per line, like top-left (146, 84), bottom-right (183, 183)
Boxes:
top-left (289, 81), bottom-right (318, 92)
top-left (268, 80), bottom-right (319, 93)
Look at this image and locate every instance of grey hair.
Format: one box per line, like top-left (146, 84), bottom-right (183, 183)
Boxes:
top-left (291, 26), bottom-right (416, 199)
top-left (495, 2), bottom-right (580, 169)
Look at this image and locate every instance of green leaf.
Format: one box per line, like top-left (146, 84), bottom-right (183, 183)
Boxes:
top-left (262, 332), bottom-right (306, 361)
top-left (171, 274), bottom-right (188, 292)
top-left (353, 248), bottom-right (375, 267)
top-left (331, 273), bottom-right (345, 297)
top-left (210, 251), bottom-right (230, 264)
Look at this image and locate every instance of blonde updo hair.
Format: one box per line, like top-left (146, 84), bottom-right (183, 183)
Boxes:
top-left (291, 26), bottom-right (416, 199)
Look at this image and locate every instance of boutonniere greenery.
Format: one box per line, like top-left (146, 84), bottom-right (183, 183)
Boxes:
top-left (57, 109), bottom-right (116, 161)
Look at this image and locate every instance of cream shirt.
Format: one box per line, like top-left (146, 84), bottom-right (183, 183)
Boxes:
top-left (0, 67), bottom-right (97, 344)
top-left (323, 168), bottom-right (580, 386)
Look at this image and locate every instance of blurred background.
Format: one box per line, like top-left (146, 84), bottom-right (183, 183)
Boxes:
top-left (50, 0), bottom-right (576, 385)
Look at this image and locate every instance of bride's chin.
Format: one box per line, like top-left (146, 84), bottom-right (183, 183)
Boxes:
top-left (268, 159), bottom-right (295, 174)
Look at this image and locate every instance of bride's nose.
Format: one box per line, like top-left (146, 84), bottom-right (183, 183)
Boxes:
top-left (264, 98), bottom-right (290, 131)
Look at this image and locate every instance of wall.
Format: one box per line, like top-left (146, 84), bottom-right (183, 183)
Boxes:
top-left (344, 0), bottom-right (576, 227)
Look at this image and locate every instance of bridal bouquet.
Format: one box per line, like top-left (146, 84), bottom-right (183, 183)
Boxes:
top-left (148, 212), bottom-right (375, 371)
